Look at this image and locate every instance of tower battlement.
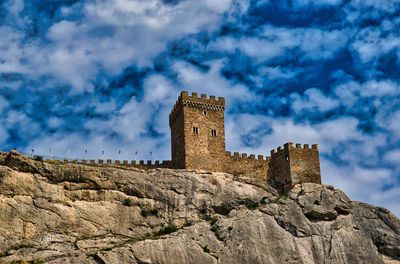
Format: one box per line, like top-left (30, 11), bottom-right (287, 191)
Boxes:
top-left (43, 91), bottom-right (322, 194)
top-left (169, 91), bottom-right (225, 127)
top-left (168, 91), bottom-right (321, 193)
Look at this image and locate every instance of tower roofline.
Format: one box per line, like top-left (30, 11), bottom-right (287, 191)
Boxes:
top-left (169, 91), bottom-right (225, 127)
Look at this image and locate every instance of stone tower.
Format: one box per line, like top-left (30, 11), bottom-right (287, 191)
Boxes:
top-left (268, 143), bottom-right (321, 193)
top-left (169, 91), bottom-right (226, 171)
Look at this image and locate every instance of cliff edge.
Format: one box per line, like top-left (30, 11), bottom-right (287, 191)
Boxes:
top-left (0, 151), bottom-right (399, 264)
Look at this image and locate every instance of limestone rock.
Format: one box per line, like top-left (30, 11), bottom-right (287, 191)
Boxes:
top-left (0, 151), bottom-right (399, 264)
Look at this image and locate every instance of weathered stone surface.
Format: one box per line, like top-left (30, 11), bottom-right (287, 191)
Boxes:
top-left (0, 151), bottom-right (399, 264)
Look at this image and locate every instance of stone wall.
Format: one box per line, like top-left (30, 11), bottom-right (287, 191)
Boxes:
top-left (169, 91), bottom-right (226, 171)
top-left (168, 91), bottom-right (321, 193)
top-left (287, 143), bottom-right (321, 186)
top-left (170, 101), bottom-right (185, 168)
top-left (223, 151), bottom-right (269, 181)
top-left (268, 143), bottom-right (321, 193)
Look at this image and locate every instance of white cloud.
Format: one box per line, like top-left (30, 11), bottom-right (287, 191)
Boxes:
top-left (172, 59), bottom-right (255, 107)
top-left (47, 117), bottom-right (65, 129)
top-left (293, 0), bottom-right (343, 7)
top-left (210, 26), bottom-right (349, 63)
top-left (5, 0), bottom-right (24, 16)
top-left (351, 26), bottom-right (400, 63)
top-left (290, 88), bottom-right (339, 113)
top-left (387, 111), bottom-right (400, 140)
top-left (2, 0), bottom-right (239, 93)
top-left (258, 66), bottom-right (303, 80)
top-left (384, 149), bottom-right (400, 164)
top-left (0, 96), bottom-right (9, 114)
top-left (349, 0), bottom-right (400, 13)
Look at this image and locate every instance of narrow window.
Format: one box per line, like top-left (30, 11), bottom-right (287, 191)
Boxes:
top-left (203, 111), bottom-right (207, 116)
top-left (193, 127), bottom-right (198, 134)
top-left (211, 129), bottom-right (216, 137)
top-left (285, 155), bottom-right (289, 161)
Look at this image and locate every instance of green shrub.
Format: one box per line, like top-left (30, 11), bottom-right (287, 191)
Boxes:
top-left (210, 226), bottom-right (218, 232)
top-left (274, 194), bottom-right (287, 203)
top-left (154, 225), bottom-right (179, 236)
top-left (203, 246), bottom-right (211, 253)
top-left (213, 204), bottom-right (232, 216)
top-left (210, 217), bottom-right (218, 226)
top-left (183, 222), bottom-right (192, 227)
top-left (260, 196), bottom-right (268, 204)
top-left (34, 155), bottom-right (43, 162)
top-left (244, 200), bottom-right (259, 210)
top-left (149, 209), bottom-right (158, 216)
top-left (141, 210), bottom-right (149, 217)
top-left (123, 198), bottom-right (131, 206)
top-left (141, 208), bottom-right (158, 217)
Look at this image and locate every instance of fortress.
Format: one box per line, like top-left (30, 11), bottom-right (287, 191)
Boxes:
top-left (67, 91), bottom-right (321, 193)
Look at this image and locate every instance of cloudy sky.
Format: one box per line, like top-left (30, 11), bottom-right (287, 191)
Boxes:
top-left (1, 0), bottom-right (400, 216)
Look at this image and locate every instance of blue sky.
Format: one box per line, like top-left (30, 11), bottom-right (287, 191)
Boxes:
top-left (1, 0), bottom-right (400, 216)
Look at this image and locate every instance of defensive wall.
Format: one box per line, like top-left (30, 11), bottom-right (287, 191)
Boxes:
top-left (60, 159), bottom-right (173, 169)
top-left (167, 91), bottom-right (322, 193)
top-left (54, 141), bottom-right (321, 193)
top-left (21, 91), bottom-right (321, 194)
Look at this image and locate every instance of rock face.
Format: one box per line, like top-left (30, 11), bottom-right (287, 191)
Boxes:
top-left (0, 150), bottom-right (399, 264)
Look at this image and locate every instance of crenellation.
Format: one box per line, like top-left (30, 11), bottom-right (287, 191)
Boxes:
top-left (284, 142), bottom-right (294, 149)
top-left (59, 91), bottom-right (320, 194)
top-left (90, 160), bottom-right (95, 164)
top-left (181, 91), bottom-right (188, 98)
top-left (49, 91), bottom-right (320, 194)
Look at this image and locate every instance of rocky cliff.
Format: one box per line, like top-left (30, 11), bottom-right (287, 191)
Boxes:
top-left (0, 150), bottom-right (399, 264)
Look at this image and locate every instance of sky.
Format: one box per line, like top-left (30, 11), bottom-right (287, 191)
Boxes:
top-left (0, 0), bottom-right (400, 216)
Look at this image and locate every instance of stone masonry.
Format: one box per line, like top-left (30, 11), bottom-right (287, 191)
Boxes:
top-left (41, 91), bottom-right (322, 193)
top-left (169, 91), bottom-right (321, 192)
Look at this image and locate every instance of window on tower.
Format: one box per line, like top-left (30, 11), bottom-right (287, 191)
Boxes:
top-left (211, 129), bottom-right (217, 137)
top-left (193, 127), bottom-right (198, 134)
